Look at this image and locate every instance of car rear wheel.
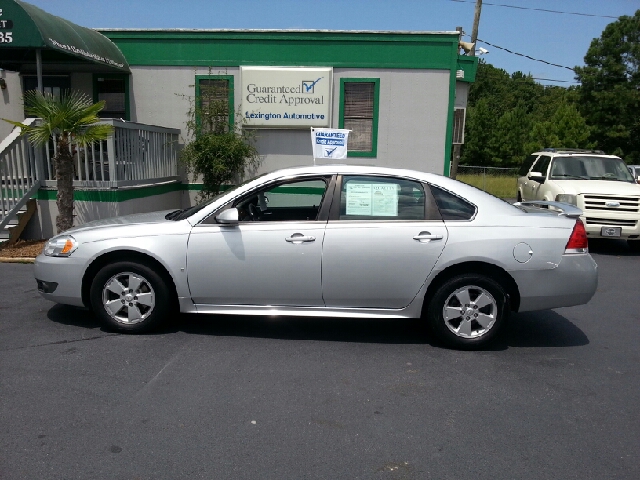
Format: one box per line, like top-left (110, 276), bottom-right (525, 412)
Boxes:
top-left (90, 261), bottom-right (172, 333)
top-left (426, 274), bottom-right (508, 349)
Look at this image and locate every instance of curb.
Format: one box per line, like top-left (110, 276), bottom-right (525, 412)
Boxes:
top-left (0, 257), bottom-right (35, 264)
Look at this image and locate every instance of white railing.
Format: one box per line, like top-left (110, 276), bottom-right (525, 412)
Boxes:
top-left (42, 119), bottom-right (181, 188)
top-left (0, 119), bottom-right (42, 230)
top-left (1, 118), bottom-right (181, 231)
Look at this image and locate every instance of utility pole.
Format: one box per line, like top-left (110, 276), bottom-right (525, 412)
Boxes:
top-left (450, 0), bottom-right (482, 179)
top-left (470, 0), bottom-right (483, 57)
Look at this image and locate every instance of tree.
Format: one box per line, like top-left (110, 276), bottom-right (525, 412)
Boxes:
top-left (4, 91), bottom-right (113, 233)
top-left (575, 10), bottom-right (640, 162)
top-left (180, 76), bottom-right (259, 200)
top-left (461, 61), bottom-right (593, 167)
top-left (460, 98), bottom-right (495, 166)
top-left (489, 102), bottom-right (531, 167)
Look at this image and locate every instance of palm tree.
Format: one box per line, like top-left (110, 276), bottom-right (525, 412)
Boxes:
top-left (5, 90), bottom-right (113, 233)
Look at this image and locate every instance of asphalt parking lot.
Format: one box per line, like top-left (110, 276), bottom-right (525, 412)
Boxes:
top-left (1, 240), bottom-right (639, 480)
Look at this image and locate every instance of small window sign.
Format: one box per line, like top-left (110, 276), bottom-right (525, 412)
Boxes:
top-left (346, 183), bottom-right (398, 216)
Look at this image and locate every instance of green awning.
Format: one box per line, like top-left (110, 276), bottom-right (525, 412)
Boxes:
top-left (0, 0), bottom-right (129, 72)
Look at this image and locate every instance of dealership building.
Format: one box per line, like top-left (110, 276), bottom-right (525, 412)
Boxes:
top-left (0, 0), bottom-right (477, 239)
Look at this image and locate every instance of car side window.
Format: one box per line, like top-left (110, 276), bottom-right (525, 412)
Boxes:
top-left (531, 155), bottom-right (551, 176)
top-left (429, 185), bottom-right (476, 220)
top-left (233, 178), bottom-right (329, 222)
top-left (519, 155), bottom-right (539, 176)
top-left (337, 176), bottom-right (428, 220)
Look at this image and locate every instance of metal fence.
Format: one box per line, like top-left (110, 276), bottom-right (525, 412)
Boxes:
top-left (456, 165), bottom-right (519, 199)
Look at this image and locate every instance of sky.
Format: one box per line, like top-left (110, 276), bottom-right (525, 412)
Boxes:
top-left (24, 0), bottom-right (638, 86)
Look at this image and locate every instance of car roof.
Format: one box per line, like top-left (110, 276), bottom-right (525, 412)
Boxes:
top-left (264, 163), bottom-right (437, 180)
top-left (531, 151), bottom-right (621, 159)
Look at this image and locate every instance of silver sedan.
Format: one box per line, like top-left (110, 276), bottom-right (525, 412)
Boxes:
top-left (34, 165), bottom-right (598, 349)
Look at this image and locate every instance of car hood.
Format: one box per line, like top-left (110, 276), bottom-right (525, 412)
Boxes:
top-left (555, 180), bottom-right (640, 196)
top-left (64, 210), bottom-right (178, 236)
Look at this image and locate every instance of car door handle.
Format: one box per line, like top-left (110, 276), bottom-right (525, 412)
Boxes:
top-left (413, 232), bottom-right (443, 243)
top-left (285, 234), bottom-right (316, 244)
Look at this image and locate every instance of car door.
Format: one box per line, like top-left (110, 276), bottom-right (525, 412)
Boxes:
top-left (321, 175), bottom-right (448, 309)
top-left (186, 176), bottom-right (333, 307)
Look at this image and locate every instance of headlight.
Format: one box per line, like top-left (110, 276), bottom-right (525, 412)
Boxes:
top-left (44, 235), bottom-right (78, 257)
top-left (555, 194), bottom-right (577, 206)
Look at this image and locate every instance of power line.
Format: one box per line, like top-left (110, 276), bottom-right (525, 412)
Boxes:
top-left (447, 0), bottom-right (619, 19)
top-left (532, 78), bottom-right (578, 84)
top-left (476, 38), bottom-right (576, 72)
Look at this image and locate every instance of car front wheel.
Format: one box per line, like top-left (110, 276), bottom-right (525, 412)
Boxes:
top-left (426, 274), bottom-right (508, 349)
top-left (90, 261), bottom-right (172, 333)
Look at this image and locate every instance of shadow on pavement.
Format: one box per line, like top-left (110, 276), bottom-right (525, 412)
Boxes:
top-left (45, 304), bottom-right (589, 350)
top-left (588, 238), bottom-right (640, 256)
top-left (46, 304), bottom-right (102, 330)
top-left (496, 310), bottom-right (589, 349)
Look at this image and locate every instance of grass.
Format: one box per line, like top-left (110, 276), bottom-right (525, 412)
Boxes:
top-left (456, 174), bottom-right (518, 199)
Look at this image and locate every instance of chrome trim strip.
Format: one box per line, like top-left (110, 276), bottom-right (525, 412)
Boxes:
top-left (193, 304), bottom-right (412, 318)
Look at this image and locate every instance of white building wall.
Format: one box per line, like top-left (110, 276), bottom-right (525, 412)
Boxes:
top-left (127, 66), bottom-right (452, 176)
top-left (0, 70), bottom-right (24, 139)
top-left (455, 82), bottom-right (469, 107)
top-left (334, 68), bottom-right (450, 174)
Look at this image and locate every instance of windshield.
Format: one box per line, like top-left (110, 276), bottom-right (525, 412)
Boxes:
top-left (549, 156), bottom-right (634, 182)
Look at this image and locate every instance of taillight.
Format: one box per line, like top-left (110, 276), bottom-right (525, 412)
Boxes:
top-left (565, 219), bottom-right (588, 254)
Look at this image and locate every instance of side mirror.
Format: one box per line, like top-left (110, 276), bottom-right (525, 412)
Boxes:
top-left (528, 172), bottom-right (546, 183)
top-left (216, 208), bottom-right (239, 224)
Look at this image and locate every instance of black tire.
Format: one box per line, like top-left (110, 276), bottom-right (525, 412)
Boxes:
top-left (90, 261), bottom-right (173, 333)
top-left (516, 192), bottom-right (522, 202)
top-left (426, 274), bottom-right (508, 350)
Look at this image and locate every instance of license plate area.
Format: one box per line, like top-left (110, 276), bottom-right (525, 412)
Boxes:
top-left (601, 226), bottom-right (622, 237)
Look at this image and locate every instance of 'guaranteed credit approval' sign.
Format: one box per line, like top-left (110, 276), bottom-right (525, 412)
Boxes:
top-left (241, 67), bottom-right (332, 128)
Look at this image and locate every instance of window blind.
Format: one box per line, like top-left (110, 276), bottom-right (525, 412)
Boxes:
top-left (343, 82), bottom-right (375, 151)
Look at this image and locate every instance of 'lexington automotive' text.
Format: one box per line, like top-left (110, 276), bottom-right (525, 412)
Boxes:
top-left (244, 82), bottom-right (325, 120)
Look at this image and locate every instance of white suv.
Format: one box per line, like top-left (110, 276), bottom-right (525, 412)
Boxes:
top-left (517, 149), bottom-right (640, 250)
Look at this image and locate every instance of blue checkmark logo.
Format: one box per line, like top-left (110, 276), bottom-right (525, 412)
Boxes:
top-left (302, 77), bottom-right (323, 93)
top-left (324, 147), bottom-right (337, 157)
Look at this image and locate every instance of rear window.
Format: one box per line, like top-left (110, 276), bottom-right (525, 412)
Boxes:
top-left (429, 186), bottom-right (476, 220)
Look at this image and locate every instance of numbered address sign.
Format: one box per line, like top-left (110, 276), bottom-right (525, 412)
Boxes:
top-left (0, 8), bottom-right (14, 43)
